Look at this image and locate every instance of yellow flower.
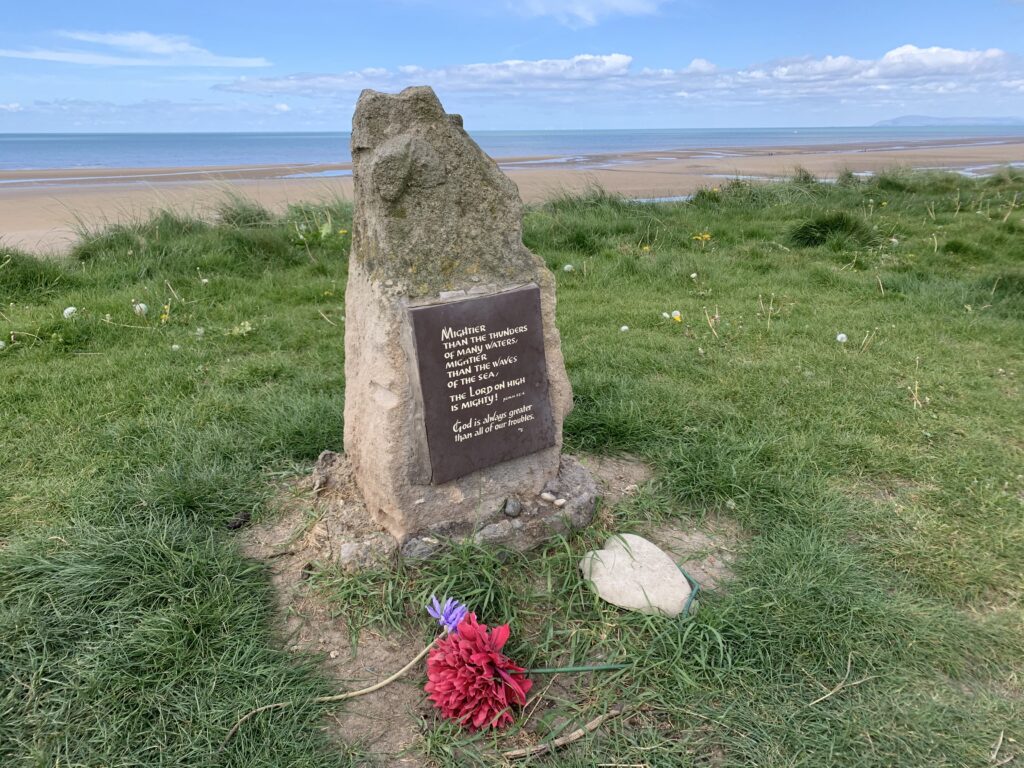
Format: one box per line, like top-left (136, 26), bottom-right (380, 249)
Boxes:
top-left (641, 244), bottom-right (651, 253)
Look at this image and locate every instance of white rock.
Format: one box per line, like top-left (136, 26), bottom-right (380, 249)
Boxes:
top-left (540, 491), bottom-right (557, 503)
top-left (580, 533), bottom-right (692, 617)
top-left (554, 498), bottom-right (566, 507)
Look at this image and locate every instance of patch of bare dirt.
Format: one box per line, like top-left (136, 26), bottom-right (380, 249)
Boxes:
top-left (645, 514), bottom-right (742, 592)
top-left (240, 453), bottom-right (427, 766)
top-left (580, 453), bottom-right (655, 507)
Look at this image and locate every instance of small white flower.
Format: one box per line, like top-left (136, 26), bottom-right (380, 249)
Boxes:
top-left (201, 278), bottom-right (210, 285)
top-left (171, 344), bottom-right (181, 352)
top-left (195, 327), bottom-right (205, 337)
top-left (620, 325), bottom-right (629, 332)
top-left (63, 306), bottom-right (77, 319)
top-left (133, 302), bottom-right (148, 317)
top-left (104, 313), bottom-right (112, 322)
top-left (690, 273), bottom-right (698, 280)
top-left (563, 264), bottom-right (574, 272)
top-left (836, 333), bottom-right (848, 343)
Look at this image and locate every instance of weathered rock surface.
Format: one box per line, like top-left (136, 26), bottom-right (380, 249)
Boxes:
top-left (580, 533), bottom-right (692, 617)
top-left (343, 85), bottom-right (579, 545)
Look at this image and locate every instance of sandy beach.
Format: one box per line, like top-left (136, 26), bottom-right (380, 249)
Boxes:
top-left (2, 137), bottom-right (1022, 254)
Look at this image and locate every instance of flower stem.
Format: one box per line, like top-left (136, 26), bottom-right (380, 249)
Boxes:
top-left (525, 663), bottom-right (629, 674)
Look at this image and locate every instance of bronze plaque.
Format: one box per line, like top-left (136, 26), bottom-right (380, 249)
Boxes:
top-left (410, 285), bottom-right (556, 484)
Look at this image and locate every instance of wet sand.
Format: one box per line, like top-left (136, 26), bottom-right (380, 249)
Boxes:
top-left (2, 137), bottom-right (1022, 254)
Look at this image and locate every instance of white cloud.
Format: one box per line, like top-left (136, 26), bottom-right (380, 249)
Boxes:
top-left (221, 53), bottom-right (632, 95)
top-left (0, 31), bottom-right (269, 68)
top-left (762, 45), bottom-right (1006, 83)
top-left (215, 43), bottom-right (1023, 116)
top-left (273, 103), bottom-right (291, 112)
top-left (0, 102), bottom-right (23, 112)
top-left (515, 0), bottom-right (667, 25)
top-left (683, 58), bottom-right (717, 74)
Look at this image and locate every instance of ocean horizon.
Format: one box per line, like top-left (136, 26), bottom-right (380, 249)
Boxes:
top-left (3, 126), bottom-right (1024, 171)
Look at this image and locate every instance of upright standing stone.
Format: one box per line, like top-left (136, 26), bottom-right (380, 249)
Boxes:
top-left (343, 86), bottom-right (595, 552)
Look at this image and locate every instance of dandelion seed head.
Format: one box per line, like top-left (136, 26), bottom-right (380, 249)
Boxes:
top-left (836, 333), bottom-right (848, 343)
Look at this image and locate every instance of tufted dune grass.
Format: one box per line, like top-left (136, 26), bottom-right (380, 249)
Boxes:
top-left (1, 170), bottom-right (1022, 766)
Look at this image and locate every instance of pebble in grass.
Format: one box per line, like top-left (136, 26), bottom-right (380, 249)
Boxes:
top-left (580, 533), bottom-right (692, 617)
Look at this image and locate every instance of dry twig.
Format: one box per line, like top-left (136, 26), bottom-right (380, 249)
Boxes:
top-left (704, 307), bottom-right (719, 339)
top-left (164, 280), bottom-right (182, 302)
top-left (501, 707), bottom-right (624, 760)
top-left (990, 731), bottom-right (1005, 763)
top-left (806, 654), bottom-right (876, 707)
top-left (1003, 193), bottom-right (1018, 223)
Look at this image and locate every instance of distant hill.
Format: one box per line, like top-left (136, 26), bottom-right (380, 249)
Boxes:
top-left (874, 115), bottom-right (1024, 127)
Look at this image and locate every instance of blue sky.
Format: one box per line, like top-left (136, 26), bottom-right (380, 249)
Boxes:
top-left (1, 0), bottom-right (1023, 131)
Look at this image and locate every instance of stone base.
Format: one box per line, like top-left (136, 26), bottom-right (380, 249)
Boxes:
top-left (305, 450), bottom-right (597, 568)
top-left (404, 454), bottom-right (598, 558)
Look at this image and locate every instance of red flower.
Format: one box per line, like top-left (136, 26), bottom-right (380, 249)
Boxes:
top-left (424, 613), bottom-right (533, 730)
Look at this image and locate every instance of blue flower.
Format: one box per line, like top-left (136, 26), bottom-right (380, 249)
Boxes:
top-left (427, 595), bottom-right (469, 634)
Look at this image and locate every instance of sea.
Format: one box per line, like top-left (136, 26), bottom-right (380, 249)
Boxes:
top-left (2, 127), bottom-right (1024, 171)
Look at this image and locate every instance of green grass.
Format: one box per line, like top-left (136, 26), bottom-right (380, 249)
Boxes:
top-left (2, 172), bottom-right (1022, 766)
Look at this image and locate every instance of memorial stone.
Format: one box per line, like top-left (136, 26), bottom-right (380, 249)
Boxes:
top-left (343, 86), bottom-right (596, 552)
